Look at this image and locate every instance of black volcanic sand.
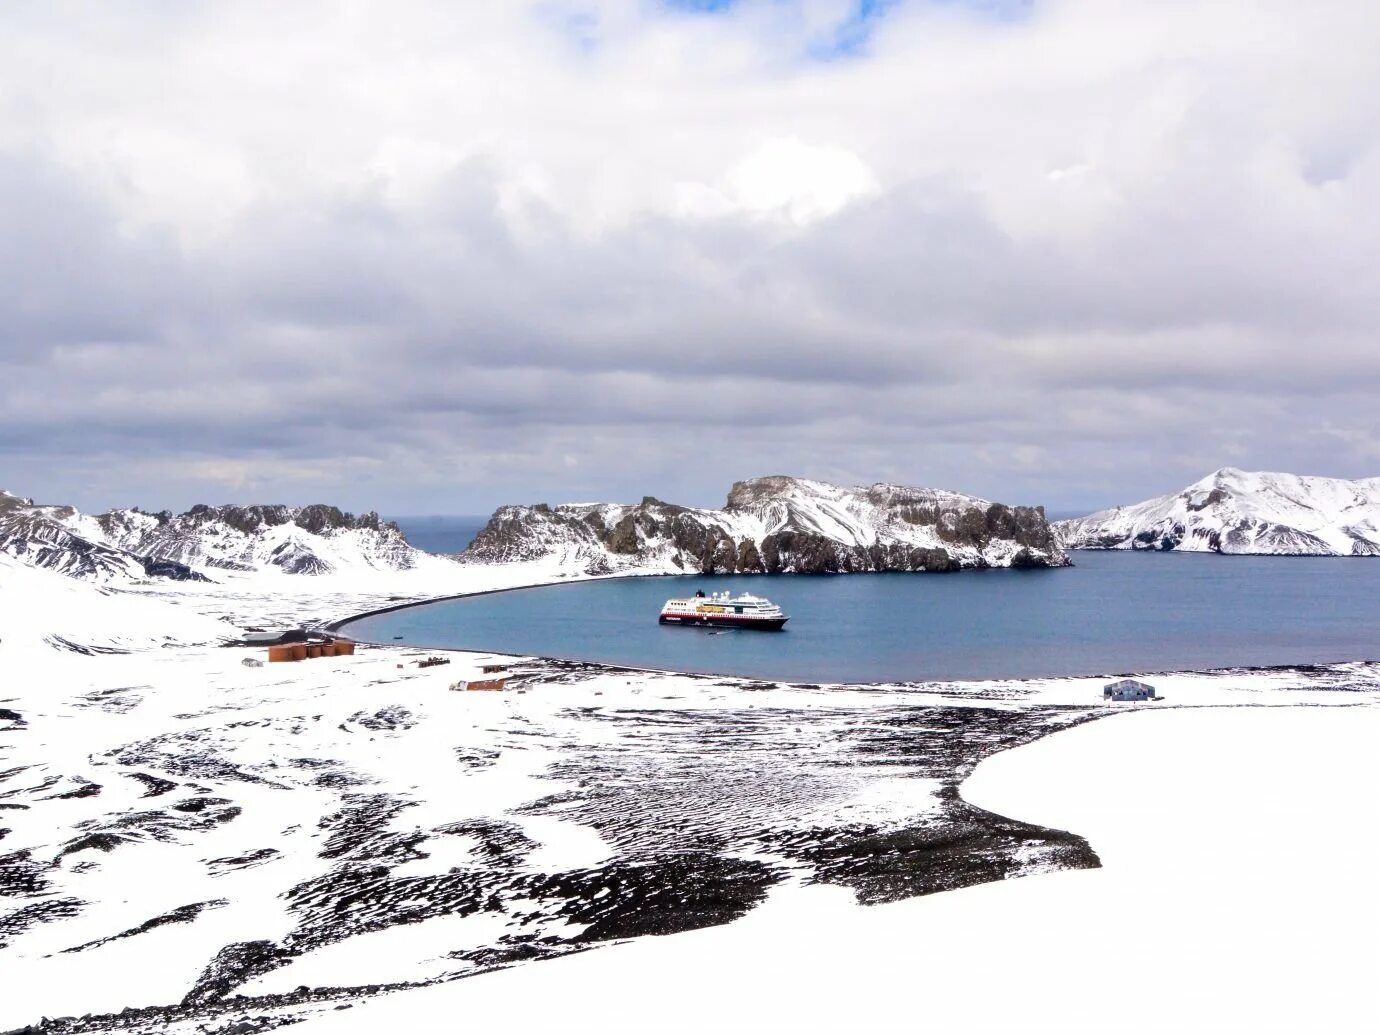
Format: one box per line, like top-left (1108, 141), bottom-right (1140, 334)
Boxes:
top-left (6, 661), bottom-right (1102, 1034)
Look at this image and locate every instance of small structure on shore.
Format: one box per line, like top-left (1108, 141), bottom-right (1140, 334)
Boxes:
top-left (1103, 678), bottom-right (1157, 702)
top-left (450, 677), bottom-right (508, 692)
top-left (267, 637), bottom-right (355, 662)
top-left (242, 628), bottom-right (308, 646)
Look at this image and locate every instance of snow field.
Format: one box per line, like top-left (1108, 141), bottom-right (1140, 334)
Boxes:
top-left (291, 705), bottom-right (1380, 1034)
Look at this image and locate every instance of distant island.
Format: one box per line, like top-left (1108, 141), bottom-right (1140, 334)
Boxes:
top-left (1056, 468), bottom-right (1380, 556)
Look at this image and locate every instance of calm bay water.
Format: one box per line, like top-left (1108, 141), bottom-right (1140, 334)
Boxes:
top-left (340, 551), bottom-right (1380, 682)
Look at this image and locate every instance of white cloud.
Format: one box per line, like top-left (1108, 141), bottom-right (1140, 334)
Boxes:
top-left (676, 137), bottom-right (878, 225)
top-left (2, 0), bottom-right (1379, 513)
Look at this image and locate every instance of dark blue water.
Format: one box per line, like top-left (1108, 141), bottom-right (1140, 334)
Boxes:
top-left (339, 551), bottom-right (1380, 682)
top-left (389, 515), bottom-right (489, 556)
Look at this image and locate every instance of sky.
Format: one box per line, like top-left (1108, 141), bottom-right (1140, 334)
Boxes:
top-left (2, 0), bottom-right (1379, 517)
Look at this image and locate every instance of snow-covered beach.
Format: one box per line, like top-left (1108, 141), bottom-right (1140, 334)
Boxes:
top-left (4, 552), bottom-right (1380, 1032)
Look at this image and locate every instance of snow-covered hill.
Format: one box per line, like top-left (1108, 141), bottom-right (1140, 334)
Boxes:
top-left (0, 490), bottom-right (446, 584)
top-left (464, 475), bottom-right (1066, 574)
top-left (0, 552), bottom-right (229, 653)
top-left (0, 490), bottom-right (208, 582)
top-left (1056, 468), bottom-right (1380, 555)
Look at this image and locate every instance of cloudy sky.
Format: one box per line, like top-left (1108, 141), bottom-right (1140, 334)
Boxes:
top-left (3, 0), bottom-right (1379, 516)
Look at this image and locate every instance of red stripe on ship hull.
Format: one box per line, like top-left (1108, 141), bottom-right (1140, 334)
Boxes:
top-left (659, 612), bottom-right (788, 629)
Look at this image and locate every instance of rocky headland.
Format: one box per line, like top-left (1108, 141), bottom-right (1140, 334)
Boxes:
top-left (464, 475), bottom-right (1066, 575)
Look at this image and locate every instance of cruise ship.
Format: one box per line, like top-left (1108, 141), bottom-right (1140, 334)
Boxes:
top-left (659, 590), bottom-right (789, 630)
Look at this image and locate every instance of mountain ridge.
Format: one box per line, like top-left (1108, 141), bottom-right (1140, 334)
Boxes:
top-left (1055, 468), bottom-right (1380, 555)
top-left (462, 474), bottom-right (1067, 574)
top-left (0, 489), bottom-right (439, 583)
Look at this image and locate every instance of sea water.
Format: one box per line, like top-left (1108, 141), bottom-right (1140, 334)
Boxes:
top-left (388, 515), bottom-right (490, 555)
top-left (340, 551), bottom-right (1380, 682)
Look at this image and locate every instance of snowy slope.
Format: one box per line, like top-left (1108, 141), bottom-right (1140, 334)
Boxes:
top-left (282, 706), bottom-right (1380, 1035)
top-left (0, 638), bottom-right (1107, 1030)
top-left (1056, 468), bottom-right (1380, 555)
top-left (0, 490), bottom-right (205, 583)
top-left (465, 475), bottom-right (1066, 574)
top-left (92, 504), bottom-right (431, 576)
top-left (0, 553), bottom-right (229, 653)
top-left (0, 490), bottom-right (451, 584)
top-left (6, 626), bottom-right (1375, 1032)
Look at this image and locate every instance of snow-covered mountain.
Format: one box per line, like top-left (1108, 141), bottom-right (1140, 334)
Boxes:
top-left (1056, 468), bottom-right (1380, 555)
top-left (0, 490), bottom-right (440, 583)
top-left (463, 475), bottom-right (1067, 574)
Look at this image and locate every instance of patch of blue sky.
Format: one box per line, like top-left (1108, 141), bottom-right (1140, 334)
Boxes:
top-left (820, 1), bottom-right (1035, 58)
top-left (661, 0), bottom-right (737, 11)
top-left (935, 0), bottom-right (1034, 22)
top-left (535, 3), bottom-right (603, 54)
top-left (542, 1), bottom-right (1034, 63)
top-left (808, 0), bottom-right (901, 60)
top-left (656, 1), bottom-right (1034, 61)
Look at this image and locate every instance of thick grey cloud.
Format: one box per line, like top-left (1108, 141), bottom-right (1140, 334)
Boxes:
top-left (2, 0), bottom-right (1380, 515)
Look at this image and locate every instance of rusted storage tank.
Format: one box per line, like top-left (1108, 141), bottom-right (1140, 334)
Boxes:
top-left (290, 643), bottom-right (308, 661)
top-left (268, 644), bottom-right (297, 663)
top-left (305, 644), bottom-right (322, 659)
top-left (334, 640), bottom-right (356, 656)
top-left (319, 642), bottom-right (336, 657)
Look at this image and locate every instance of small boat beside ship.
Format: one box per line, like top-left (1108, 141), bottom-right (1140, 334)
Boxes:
top-left (659, 589), bottom-right (789, 631)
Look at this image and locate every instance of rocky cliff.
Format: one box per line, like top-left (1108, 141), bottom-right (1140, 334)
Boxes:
top-left (1055, 468), bottom-right (1380, 555)
top-left (0, 490), bottom-right (433, 583)
top-left (463, 475), bottom-right (1066, 575)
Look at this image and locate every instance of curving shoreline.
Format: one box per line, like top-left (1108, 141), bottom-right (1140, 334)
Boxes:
top-left (325, 563), bottom-right (1380, 692)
